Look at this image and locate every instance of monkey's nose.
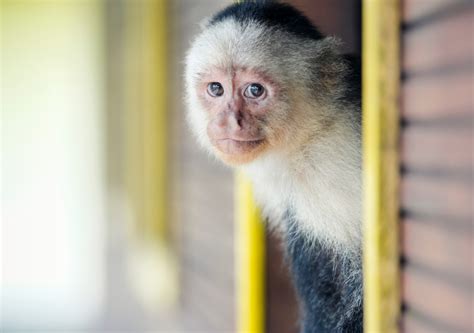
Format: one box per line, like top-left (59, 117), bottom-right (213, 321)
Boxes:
top-left (217, 110), bottom-right (242, 130)
top-left (230, 111), bottom-right (244, 130)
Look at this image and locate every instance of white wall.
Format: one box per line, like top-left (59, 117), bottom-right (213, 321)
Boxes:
top-left (1, 1), bottom-right (106, 330)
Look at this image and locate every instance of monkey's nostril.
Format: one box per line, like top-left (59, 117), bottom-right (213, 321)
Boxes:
top-left (236, 111), bottom-right (244, 128)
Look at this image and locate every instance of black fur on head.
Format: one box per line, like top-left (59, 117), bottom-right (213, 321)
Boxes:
top-left (208, 0), bottom-right (324, 40)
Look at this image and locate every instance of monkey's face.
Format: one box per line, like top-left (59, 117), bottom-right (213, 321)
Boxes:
top-left (185, 19), bottom-right (330, 166)
top-left (194, 67), bottom-right (283, 165)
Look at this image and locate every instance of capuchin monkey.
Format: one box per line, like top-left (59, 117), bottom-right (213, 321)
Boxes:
top-left (185, 1), bottom-right (362, 332)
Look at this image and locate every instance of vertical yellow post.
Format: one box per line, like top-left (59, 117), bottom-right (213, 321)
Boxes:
top-left (362, 1), bottom-right (401, 332)
top-left (123, 0), bottom-right (168, 240)
top-left (235, 172), bottom-right (265, 333)
top-left (233, 1), bottom-right (265, 332)
top-left (141, 0), bottom-right (168, 239)
top-left (121, 0), bottom-right (177, 310)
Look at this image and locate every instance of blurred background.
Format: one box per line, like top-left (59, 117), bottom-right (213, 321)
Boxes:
top-left (1, 0), bottom-right (360, 331)
top-left (2, 0), bottom-right (235, 331)
top-left (0, 0), bottom-right (360, 332)
top-left (2, 0), bottom-right (472, 332)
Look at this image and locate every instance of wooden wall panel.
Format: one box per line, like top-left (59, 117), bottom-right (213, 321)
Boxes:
top-left (402, 218), bottom-right (472, 278)
top-left (400, 1), bottom-right (473, 332)
top-left (403, 8), bottom-right (473, 74)
top-left (402, 72), bottom-right (472, 119)
top-left (401, 175), bottom-right (472, 220)
top-left (403, 0), bottom-right (471, 22)
top-left (403, 265), bottom-right (472, 330)
top-left (265, 233), bottom-right (299, 333)
top-left (290, 0), bottom-right (361, 54)
top-left (401, 127), bottom-right (472, 172)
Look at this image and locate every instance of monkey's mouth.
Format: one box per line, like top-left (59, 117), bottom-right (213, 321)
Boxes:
top-left (214, 138), bottom-right (264, 155)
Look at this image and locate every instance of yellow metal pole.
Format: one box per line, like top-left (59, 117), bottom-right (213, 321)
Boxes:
top-left (235, 172), bottom-right (265, 333)
top-left (122, 0), bottom-right (177, 310)
top-left (123, 0), bottom-right (168, 239)
top-left (362, 1), bottom-right (401, 332)
top-left (233, 1), bottom-right (265, 332)
top-left (141, 0), bottom-right (168, 239)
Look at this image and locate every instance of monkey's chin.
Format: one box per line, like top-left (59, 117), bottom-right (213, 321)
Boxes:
top-left (213, 139), bottom-right (266, 166)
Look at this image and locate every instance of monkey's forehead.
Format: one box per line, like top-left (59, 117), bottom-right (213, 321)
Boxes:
top-left (186, 19), bottom-right (311, 82)
top-left (188, 20), bottom-right (271, 70)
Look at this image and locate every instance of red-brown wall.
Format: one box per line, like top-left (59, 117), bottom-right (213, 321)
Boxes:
top-left (400, 1), bottom-right (473, 332)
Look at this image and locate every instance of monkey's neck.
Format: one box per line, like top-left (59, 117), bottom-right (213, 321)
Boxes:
top-left (242, 121), bottom-right (362, 253)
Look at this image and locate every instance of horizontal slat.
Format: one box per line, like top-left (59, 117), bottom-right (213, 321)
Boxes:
top-left (402, 311), bottom-right (436, 333)
top-left (403, 265), bottom-right (472, 331)
top-left (402, 307), bottom-right (470, 333)
top-left (402, 72), bottom-right (473, 120)
top-left (401, 174), bottom-right (472, 221)
top-left (403, 0), bottom-right (471, 25)
top-left (401, 126), bottom-right (472, 172)
top-left (403, 8), bottom-right (474, 75)
top-left (401, 218), bottom-right (472, 279)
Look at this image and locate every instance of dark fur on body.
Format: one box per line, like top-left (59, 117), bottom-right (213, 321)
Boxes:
top-left (285, 213), bottom-right (363, 333)
top-left (186, 1), bottom-right (363, 332)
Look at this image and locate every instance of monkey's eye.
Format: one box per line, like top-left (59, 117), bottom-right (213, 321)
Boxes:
top-left (207, 82), bottom-right (224, 97)
top-left (244, 83), bottom-right (265, 99)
